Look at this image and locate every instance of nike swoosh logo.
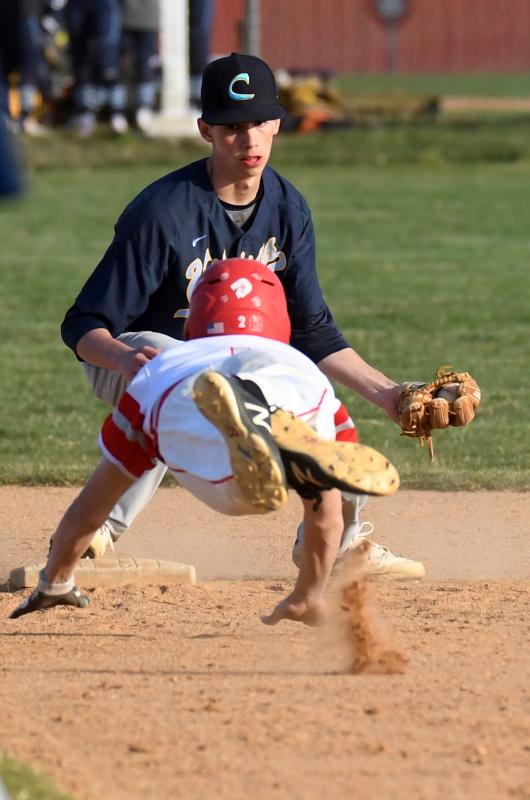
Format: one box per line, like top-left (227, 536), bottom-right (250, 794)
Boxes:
top-left (192, 235), bottom-right (207, 247)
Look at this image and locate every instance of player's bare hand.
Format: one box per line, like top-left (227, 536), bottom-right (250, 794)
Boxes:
top-left (261, 595), bottom-right (328, 627)
top-left (116, 346), bottom-right (160, 381)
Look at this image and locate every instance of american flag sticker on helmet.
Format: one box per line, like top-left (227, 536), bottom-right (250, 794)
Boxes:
top-left (207, 321), bottom-right (225, 334)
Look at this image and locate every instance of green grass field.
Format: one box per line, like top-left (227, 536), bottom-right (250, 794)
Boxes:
top-left (336, 71), bottom-right (530, 97)
top-left (0, 752), bottom-right (74, 800)
top-left (1, 107), bottom-right (529, 490)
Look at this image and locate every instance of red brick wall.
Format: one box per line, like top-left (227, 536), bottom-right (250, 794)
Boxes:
top-left (210, 0), bottom-right (530, 72)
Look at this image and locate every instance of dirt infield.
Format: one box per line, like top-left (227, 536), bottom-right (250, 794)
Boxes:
top-left (1, 487), bottom-right (529, 800)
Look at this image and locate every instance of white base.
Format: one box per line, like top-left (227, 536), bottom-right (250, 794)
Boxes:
top-left (10, 559), bottom-right (197, 588)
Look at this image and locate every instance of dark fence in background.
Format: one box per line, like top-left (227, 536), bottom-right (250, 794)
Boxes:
top-left (211, 0), bottom-right (530, 73)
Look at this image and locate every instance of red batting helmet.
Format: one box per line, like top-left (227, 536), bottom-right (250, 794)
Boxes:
top-left (185, 258), bottom-right (291, 344)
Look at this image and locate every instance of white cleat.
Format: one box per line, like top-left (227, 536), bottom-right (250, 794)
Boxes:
top-left (70, 111), bottom-right (97, 138)
top-left (341, 522), bottom-right (425, 581)
top-left (110, 113), bottom-right (129, 135)
top-left (292, 520), bottom-right (425, 581)
top-left (21, 117), bottom-right (51, 137)
top-left (135, 107), bottom-right (153, 132)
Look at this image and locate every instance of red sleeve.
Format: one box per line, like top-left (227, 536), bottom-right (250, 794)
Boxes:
top-left (99, 391), bottom-right (159, 479)
top-left (334, 402), bottom-right (359, 443)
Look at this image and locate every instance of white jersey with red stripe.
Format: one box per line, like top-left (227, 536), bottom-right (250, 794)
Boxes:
top-left (100, 334), bottom-right (357, 486)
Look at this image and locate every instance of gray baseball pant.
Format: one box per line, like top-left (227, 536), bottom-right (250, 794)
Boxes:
top-left (83, 330), bottom-right (180, 539)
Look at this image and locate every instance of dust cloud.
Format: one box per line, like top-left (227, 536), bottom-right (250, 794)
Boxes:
top-left (331, 540), bottom-right (408, 675)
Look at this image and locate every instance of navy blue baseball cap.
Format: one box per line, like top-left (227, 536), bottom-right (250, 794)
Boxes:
top-left (201, 53), bottom-right (286, 125)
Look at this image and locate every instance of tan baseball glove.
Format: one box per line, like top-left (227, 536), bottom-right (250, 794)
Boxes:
top-left (398, 366), bottom-right (481, 461)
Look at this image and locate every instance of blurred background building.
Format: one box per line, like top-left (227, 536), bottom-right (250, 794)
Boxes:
top-left (211, 0), bottom-right (530, 73)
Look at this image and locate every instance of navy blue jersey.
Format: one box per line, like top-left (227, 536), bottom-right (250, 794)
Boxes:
top-left (61, 158), bottom-right (349, 364)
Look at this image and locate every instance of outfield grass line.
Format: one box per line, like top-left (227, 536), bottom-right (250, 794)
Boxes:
top-left (0, 752), bottom-right (77, 800)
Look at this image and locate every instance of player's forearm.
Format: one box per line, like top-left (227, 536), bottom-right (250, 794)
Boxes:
top-left (46, 460), bottom-right (134, 583)
top-left (75, 328), bottom-right (133, 371)
top-left (318, 347), bottom-right (396, 400)
top-left (45, 504), bottom-right (100, 583)
top-left (318, 347), bottom-right (400, 421)
top-left (292, 494), bottom-right (343, 604)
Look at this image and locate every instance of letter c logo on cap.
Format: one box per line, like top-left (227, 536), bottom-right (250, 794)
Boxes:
top-left (228, 73), bottom-right (255, 101)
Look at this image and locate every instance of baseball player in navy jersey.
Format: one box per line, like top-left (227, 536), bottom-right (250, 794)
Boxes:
top-left (60, 52), bottom-right (424, 581)
top-left (64, 0), bottom-right (126, 136)
top-left (11, 261), bottom-right (400, 624)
